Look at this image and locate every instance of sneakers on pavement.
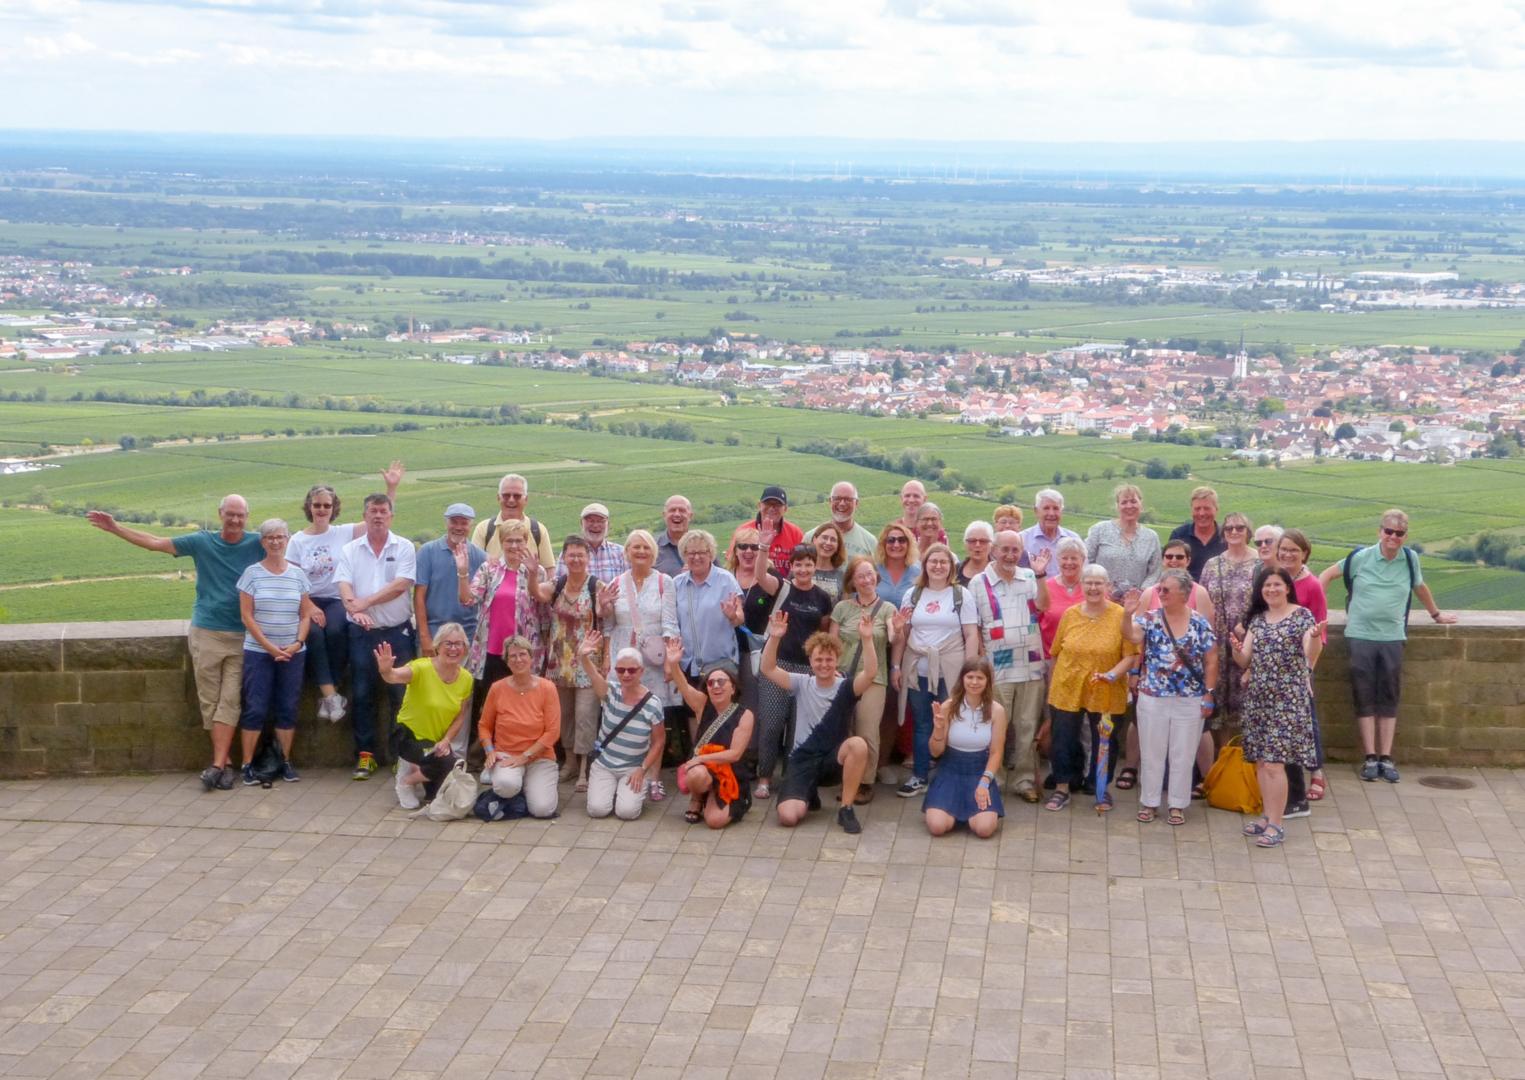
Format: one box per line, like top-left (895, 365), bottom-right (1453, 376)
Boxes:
top-left (1283, 800), bottom-right (1311, 819)
top-left (216, 765), bottom-right (236, 791)
top-left (896, 776), bottom-right (927, 798)
top-left (352, 752), bottom-right (377, 781)
top-left (200, 765), bottom-right (222, 792)
top-left (1359, 757), bottom-right (1380, 782)
top-left (242, 764), bottom-right (259, 787)
top-left (647, 779), bottom-right (666, 802)
top-left (280, 762), bottom-right (300, 783)
top-left (1378, 758), bottom-right (1400, 783)
top-left (837, 806), bottom-right (862, 835)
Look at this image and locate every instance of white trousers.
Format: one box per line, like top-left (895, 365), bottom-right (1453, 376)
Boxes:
top-left (1136, 694), bottom-right (1202, 811)
top-left (489, 758), bottom-right (559, 818)
top-left (585, 759), bottom-right (648, 821)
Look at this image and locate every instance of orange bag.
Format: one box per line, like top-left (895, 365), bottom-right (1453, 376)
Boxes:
top-left (1204, 736), bottom-right (1262, 815)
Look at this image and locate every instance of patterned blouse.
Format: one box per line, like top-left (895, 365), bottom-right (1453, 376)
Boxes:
top-left (465, 560), bottom-right (545, 678)
top-left (543, 576), bottom-right (602, 689)
top-left (1133, 610), bottom-right (1216, 698)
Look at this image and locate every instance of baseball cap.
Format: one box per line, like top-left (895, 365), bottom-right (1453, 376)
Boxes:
top-left (760, 485), bottom-right (788, 505)
top-left (444, 502), bottom-right (476, 519)
top-left (581, 502), bottom-right (610, 518)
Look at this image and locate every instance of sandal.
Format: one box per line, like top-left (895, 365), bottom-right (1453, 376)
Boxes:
top-left (1136, 807), bottom-right (1156, 823)
top-left (1095, 792), bottom-right (1113, 813)
top-left (1255, 823), bottom-right (1286, 847)
top-left (1307, 773), bottom-right (1327, 802)
top-left (1168, 808), bottom-right (1186, 827)
top-left (1243, 817), bottom-right (1271, 837)
top-left (683, 801), bottom-right (703, 824)
top-left (1191, 782), bottom-right (1206, 801)
top-left (1044, 791), bottom-right (1070, 812)
top-left (753, 780), bottom-right (771, 801)
top-left (1115, 767), bottom-right (1138, 791)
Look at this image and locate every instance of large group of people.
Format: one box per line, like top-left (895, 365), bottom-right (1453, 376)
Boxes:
top-left (88, 469), bottom-right (1456, 846)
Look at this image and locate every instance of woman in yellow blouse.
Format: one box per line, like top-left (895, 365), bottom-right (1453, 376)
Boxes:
top-left (1043, 563), bottom-right (1137, 811)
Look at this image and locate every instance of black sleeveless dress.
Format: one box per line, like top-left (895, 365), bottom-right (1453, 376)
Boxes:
top-left (698, 701), bottom-right (754, 822)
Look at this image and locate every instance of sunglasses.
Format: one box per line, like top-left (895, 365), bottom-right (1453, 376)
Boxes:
top-left (735, 543), bottom-right (760, 552)
top-left (1223, 524), bottom-right (1247, 533)
top-left (1382, 527), bottom-right (1407, 537)
top-left (706, 677), bottom-right (731, 687)
top-left (1255, 538), bottom-right (1278, 546)
top-left (1163, 553), bottom-right (1187, 560)
top-left (613, 666), bottom-right (642, 675)
top-left (310, 502), bottom-right (333, 510)
top-left (885, 536), bottom-right (909, 545)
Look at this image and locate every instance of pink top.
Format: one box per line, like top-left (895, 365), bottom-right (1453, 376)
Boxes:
top-left (1292, 571), bottom-right (1328, 642)
top-left (486, 569), bottom-right (520, 656)
top-left (1039, 576), bottom-right (1086, 657)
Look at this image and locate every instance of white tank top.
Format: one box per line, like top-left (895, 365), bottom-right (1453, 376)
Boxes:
top-left (947, 701), bottom-right (993, 753)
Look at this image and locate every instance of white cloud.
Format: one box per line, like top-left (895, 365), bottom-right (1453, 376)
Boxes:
top-left (6, 0), bottom-right (1525, 141)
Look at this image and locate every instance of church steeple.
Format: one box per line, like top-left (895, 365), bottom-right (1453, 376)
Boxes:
top-left (1233, 331), bottom-right (1248, 380)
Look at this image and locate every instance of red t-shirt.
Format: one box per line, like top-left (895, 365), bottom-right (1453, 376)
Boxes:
top-left (732, 519), bottom-right (804, 577)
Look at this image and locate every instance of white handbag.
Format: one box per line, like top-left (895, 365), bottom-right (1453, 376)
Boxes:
top-left (415, 759), bottom-right (478, 821)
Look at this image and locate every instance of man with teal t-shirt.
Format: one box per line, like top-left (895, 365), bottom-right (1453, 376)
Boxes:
top-left (88, 496), bottom-right (263, 791)
top-left (1320, 509), bottom-right (1456, 784)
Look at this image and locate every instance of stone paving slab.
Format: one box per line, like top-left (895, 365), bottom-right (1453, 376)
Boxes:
top-left (3, 766), bottom-right (1525, 1079)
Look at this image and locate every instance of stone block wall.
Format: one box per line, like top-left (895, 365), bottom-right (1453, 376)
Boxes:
top-left (3, 614), bottom-right (1523, 778)
top-left (0, 621), bottom-right (357, 778)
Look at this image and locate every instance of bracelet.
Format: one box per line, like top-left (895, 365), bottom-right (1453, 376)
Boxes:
top-left (980, 771), bottom-right (995, 782)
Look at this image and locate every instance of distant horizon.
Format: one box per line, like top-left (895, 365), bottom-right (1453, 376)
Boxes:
top-left (7, 131), bottom-right (1525, 186)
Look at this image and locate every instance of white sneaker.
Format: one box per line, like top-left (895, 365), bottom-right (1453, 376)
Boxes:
top-left (395, 767), bottom-right (422, 810)
top-left (325, 694), bottom-right (348, 723)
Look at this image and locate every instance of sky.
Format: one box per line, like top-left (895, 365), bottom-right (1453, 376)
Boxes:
top-left (9, 0), bottom-right (1525, 143)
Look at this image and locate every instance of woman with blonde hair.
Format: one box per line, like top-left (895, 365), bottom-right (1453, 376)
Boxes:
top-left (598, 528), bottom-right (678, 705)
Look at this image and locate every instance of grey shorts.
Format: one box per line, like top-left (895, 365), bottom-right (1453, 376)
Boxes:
top-left (1348, 638), bottom-right (1404, 717)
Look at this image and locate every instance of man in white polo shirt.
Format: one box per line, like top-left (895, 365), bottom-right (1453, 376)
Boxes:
top-left (336, 492), bottom-right (416, 780)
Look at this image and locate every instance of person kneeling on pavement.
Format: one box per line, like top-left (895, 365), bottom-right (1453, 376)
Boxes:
top-left (577, 634), bottom-right (666, 821)
top-left (760, 608), bottom-right (880, 835)
top-left (478, 635), bottom-right (561, 819)
top-left (375, 624), bottom-right (474, 810)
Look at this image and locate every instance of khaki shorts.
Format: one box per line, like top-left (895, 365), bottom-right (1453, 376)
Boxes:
top-left (187, 626), bottom-right (244, 729)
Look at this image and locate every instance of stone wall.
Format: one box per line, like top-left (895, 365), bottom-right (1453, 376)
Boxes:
top-left (3, 614), bottom-right (1523, 778)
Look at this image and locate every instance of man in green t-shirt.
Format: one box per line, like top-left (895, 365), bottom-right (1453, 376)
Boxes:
top-left (88, 496), bottom-right (264, 791)
top-left (1319, 509), bottom-right (1456, 783)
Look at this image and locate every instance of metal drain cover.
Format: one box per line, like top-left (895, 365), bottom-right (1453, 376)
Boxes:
top-left (1417, 775), bottom-right (1475, 790)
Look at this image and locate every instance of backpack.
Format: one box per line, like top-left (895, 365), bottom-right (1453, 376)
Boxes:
top-left (473, 789), bottom-right (531, 822)
top-left (1342, 544), bottom-right (1417, 619)
top-left (248, 724), bottom-right (286, 788)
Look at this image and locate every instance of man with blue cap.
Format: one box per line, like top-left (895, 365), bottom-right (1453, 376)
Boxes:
top-left (414, 501), bottom-right (488, 662)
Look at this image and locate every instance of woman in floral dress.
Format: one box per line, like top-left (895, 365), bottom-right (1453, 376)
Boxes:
top-left (1198, 511), bottom-right (1259, 747)
top-left (1233, 567), bottom-right (1324, 849)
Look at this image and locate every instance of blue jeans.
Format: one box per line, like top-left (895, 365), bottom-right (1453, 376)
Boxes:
top-left (348, 623), bottom-right (414, 757)
top-left (306, 595), bottom-right (349, 690)
top-left (908, 674), bottom-right (948, 781)
top-left (239, 648), bottom-right (306, 732)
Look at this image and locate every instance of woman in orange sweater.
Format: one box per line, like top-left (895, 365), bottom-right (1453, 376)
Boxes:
top-left (478, 634), bottom-right (561, 818)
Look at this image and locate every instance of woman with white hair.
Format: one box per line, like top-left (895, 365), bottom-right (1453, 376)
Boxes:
top-left (915, 502), bottom-right (946, 561)
top-left (598, 528), bottom-right (679, 704)
top-left (236, 517), bottom-right (314, 784)
top-left (958, 520), bottom-right (994, 585)
top-left (577, 633), bottom-right (667, 820)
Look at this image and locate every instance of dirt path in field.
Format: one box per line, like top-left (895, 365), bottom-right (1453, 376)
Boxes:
top-left (0, 571), bottom-right (189, 592)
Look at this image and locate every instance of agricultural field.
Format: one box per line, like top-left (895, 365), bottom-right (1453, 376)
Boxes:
top-left (6, 143), bottom-right (1525, 620)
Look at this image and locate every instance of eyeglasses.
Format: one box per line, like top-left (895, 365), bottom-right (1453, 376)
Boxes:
top-left (1382, 527), bottom-right (1407, 537)
top-left (1255, 538), bottom-right (1278, 546)
top-left (499, 492), bottom-right (524, 500)
top-left (613, 666), bottom-right (642, 675)
top-left (264, 535), bottom-right (289, 542)
top-left (830, 496), bottom-right (855, 504)
top-left (440, 641), bottom-right (466, 650)
top-left (309, 502), bottom-right (333, 510)
top-left (735, 543), bottom-right (759, 552)
top-left (1163, 553), bottom-right (1187, 560)
top-left (1223, 524), bottom-right (1247, 533)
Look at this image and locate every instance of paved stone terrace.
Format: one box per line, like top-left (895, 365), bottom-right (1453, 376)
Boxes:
top-left (3, 767), bottom-right (1525, 1080)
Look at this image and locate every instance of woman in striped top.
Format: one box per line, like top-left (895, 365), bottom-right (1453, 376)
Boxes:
top-left (236, 518), bottom-right (314, 785)
top-left (577, 633), bottom-right (667, 820)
